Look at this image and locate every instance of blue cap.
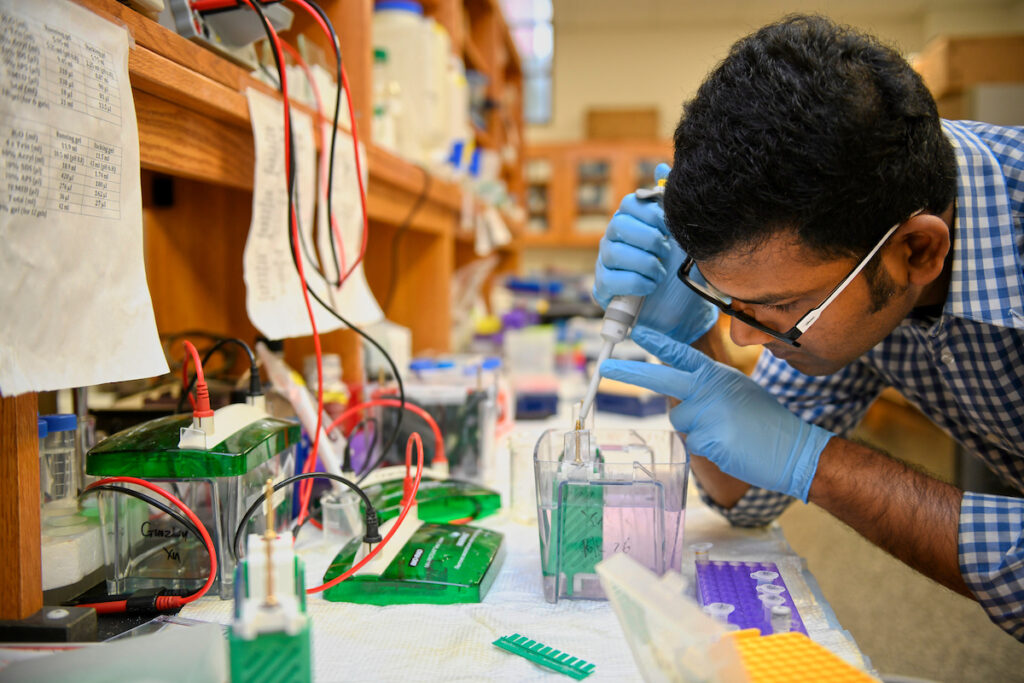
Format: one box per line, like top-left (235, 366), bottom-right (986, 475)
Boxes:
top-left (447, 141), bottom-right (465, 169)
top-left (468, 148), bottom-right (482, 177)
top-left (410, 358), bottom-right (436, 371)
top-left (42, 413), bottom-right (77, 433)
top-left (482, 357), bottom-right (502, 371)
top-left (375, 1), bottom-right (423, 14)
top-left (38, 418), bottom-right (48, 440)
top-left (435, 360), bottom-right (456, 369)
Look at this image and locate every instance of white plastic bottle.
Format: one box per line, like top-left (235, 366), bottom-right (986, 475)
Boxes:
top-left (446, 53), bottom-right (471, 174)
top-left (371, 47), bottom-right (399, 153)
top-left (421, 17), bottom-right (452, 167)
top-left (373, 1), bottom-right (435, 165)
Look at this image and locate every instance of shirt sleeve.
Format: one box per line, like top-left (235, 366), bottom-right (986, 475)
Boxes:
top-left (959, 492), bottom-right (1024, 642)
top-left (696, 348), bottom-right (887, 527)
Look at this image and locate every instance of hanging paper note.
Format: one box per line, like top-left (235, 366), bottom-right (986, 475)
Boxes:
top-left (314, 124), bottom-right (383, 326)
top-left (0, 0), bottom-right (168, 395)
top-left (243, 87), bottom-right (341, 339)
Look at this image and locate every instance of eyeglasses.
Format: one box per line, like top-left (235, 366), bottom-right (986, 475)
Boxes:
top-left (677, 210), bottom-right (923, 347)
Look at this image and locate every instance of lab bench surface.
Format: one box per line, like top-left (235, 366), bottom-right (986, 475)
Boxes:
top-left (179, 413), bottom-right (873, 681)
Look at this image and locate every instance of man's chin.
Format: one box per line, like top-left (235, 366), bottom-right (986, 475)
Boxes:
top-left (767, 348), bottom-right (845, 376)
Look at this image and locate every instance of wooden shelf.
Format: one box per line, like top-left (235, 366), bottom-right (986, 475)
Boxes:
top-left (464, 39), bottom-right (487, 73)
top-left (473, 123), bottom-right (496, 149)
top-left (520, 232), bottom-right (603, 248)
top-left (913, 34), bottom-right (1024, 99)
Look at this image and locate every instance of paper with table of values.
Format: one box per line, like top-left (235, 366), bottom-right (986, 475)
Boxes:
top-left (0, 0), bottom-right (168, 396)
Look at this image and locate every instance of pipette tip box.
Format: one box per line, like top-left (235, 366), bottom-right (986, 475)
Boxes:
top-left (695, 560), bottom-right (807, 635)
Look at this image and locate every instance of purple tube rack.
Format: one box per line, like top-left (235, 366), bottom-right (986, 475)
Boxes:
top-left (695, 560), bottom-right (807, 636)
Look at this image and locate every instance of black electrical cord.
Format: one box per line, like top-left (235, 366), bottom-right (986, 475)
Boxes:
top-left (297, 0), bottom-right (346, 288)
top-left (383, 167), bottom-right (431, 314)
top-left (176, 336), bottom-right (261, 414)
top-left (244, 0), bottom-right (408, 485)
top-left (81, 485), bottom-right (203, 542)
top-left (232, 471), bottom-right (378, 561)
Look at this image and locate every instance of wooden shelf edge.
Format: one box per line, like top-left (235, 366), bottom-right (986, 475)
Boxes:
top-left (464, 39), bottom-right (487, 73)
top-left (473, 124), bottom-right (496, 149)
top-left (519, 233), bottom-right (603, 248)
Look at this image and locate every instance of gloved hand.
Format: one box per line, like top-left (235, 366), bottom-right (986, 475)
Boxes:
top-left (600, 326), bottom-right (835, 502)
top-left (593, 163), bottom-right (718, 345)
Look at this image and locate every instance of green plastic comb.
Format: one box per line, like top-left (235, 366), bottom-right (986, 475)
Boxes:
top-left (493, 633), bottom-right (596, 680)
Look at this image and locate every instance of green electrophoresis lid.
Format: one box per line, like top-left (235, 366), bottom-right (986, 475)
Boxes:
top-left (322, 522), bottom-right (505, 605)
top-left (86, 414), bottom-right (300, 478)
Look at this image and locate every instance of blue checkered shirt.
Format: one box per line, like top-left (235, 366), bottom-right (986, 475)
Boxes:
top-left (696, 120), bottom-right (1024, 640)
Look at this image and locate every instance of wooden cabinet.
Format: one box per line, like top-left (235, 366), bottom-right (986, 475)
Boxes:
top-left (522, 140), bottom-right (672, 248)
top-left (912, 33), bottom-right (1024, 119)
top-left (0, 0), bottom-right (523, 619)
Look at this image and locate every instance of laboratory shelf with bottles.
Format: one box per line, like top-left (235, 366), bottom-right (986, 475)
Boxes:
top-left (77, 0), bottom-right (526, 377)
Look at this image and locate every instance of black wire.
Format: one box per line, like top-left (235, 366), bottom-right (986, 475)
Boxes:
top-left (176, 337), bottom-right (259, 414)
top-left (383, 168), bottom-right (431, 313)
top-left (82, 485), bottom-right (203, 542)
top-left (247, 0), bottom-right (406, 487)
top-left (259, 63), bottom-right (280, 88)
top-left (299, 0), bottom-right (345, 288)
top-left (232, 471), bottom-right (375, 560)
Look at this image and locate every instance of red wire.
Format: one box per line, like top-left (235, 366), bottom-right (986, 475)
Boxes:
top-left (79, 476), bottom-right (218, 612)
top-left (238, 0), bottom-right (326, 527)
top-left (182, 340), bottom-right (213, 417)
top-left (326, 398), bottom-right (447, 466)
top-left (296, 397), bottom-right (446, 530)
top-left (307, 432), bottom-right (424, 593)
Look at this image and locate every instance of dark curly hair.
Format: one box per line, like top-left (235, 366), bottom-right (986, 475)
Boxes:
top-left (665, 14), bottom-right (956, 264)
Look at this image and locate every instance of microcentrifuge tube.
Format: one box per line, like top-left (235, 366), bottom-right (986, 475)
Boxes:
top-left (770, 605), bottom-right (792, 634)
top-left (758, 594), bottom-right (785, 623)
top-left (750, 570), bottom-right (779, 586)
top-left (690, 542), bottom-right (713, 564)
top-left (755, 583), bottom-right (786, 598)
top-left (702, 602), bottom-right (735, 624)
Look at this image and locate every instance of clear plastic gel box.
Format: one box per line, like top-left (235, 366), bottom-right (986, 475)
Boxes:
top-left (533, 428), bottom-right (689, 603)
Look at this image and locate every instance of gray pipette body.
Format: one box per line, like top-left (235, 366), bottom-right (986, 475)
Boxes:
top-left (578, 181), bottom-right (666, 423)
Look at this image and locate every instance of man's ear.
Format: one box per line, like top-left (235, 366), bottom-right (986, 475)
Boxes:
top-left (890, 213), bottom-right (950, 286)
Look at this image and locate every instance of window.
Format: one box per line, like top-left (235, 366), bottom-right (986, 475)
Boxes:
top-left (501, 0), bottom-right (553, 125)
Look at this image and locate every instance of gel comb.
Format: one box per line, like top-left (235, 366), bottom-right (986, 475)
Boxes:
top-left (493, 633), bottom-right (596, 680)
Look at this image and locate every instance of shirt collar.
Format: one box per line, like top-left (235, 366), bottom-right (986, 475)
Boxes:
top-left (941, 120), bottom-right (1024, 330)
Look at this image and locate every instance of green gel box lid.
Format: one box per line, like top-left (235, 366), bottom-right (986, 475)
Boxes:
top-left (87, 413), bottom-right (301, 479)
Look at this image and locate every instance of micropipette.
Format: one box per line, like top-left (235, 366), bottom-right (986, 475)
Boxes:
top-left (577, 179), bottom-right (666, 425)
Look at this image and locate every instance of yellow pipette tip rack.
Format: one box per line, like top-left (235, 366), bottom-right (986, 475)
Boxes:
top-left (728, 630), bottom-right (879, 682)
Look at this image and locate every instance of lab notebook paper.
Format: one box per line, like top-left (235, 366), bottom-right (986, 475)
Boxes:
top-left (0, 0), bottom-right (168, 395)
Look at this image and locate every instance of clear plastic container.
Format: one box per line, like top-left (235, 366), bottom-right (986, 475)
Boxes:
top-left (373, 381), bottom-right (497, 482)
top-left (40, 413), bottom-right (78, 505)
top-left (322, 490), bottom-right (363, 545)
top-left (533, 428), bottom-right (689, 603)
top-left (87, 411), bottom-right (299, 599)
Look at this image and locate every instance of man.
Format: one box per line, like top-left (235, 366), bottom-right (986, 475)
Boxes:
top-left (593, 14), bottom-right (1024, 641)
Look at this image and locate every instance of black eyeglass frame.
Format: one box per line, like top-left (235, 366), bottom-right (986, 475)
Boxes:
top-left (676, 210), bottom-right (923, 347)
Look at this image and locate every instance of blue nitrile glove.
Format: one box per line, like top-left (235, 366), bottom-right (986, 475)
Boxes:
top-left (601, 326), bottom-right (835, 502)
top-left (593, 163), bottom-right (718, 345)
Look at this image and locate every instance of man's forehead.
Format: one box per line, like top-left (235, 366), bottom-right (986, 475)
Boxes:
top-left (695, 235), bottom-right (849, 303)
